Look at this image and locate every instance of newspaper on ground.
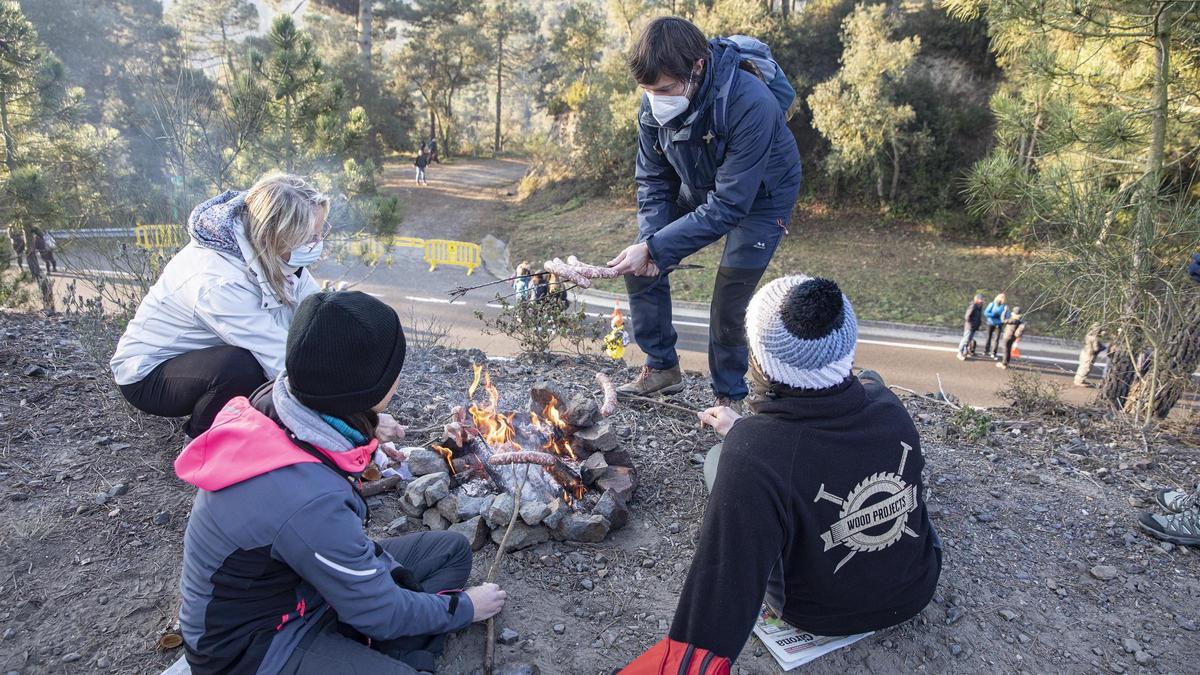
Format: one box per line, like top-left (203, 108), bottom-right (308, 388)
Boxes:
top-left (751, 605), bottom-right (872, 671)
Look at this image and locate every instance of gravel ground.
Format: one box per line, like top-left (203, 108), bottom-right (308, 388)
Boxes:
top-left (0, 311), bottom-right (1197, 674)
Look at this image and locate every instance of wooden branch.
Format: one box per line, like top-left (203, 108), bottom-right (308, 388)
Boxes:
top-left (619, 392), bottom-right (699, 416)
top-left (360, 475), bottom-right (402, 497)
top-left (483, 465), bottom-right (529, 675)
top-left (888, 384), bottom-right (963, 410)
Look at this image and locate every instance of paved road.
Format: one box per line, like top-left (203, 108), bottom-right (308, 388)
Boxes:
top-left (49, 158), bottom-right (1108, 409)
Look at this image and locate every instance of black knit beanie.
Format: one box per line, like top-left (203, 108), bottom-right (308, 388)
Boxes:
top-left (285, 291), bottom-right (406, 415)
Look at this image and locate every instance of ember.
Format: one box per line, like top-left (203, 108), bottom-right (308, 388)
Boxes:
top-left (385, 364), bottom-right (637, 548)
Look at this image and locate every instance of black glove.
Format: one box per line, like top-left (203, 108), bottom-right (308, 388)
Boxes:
top-left (1189, 253), bottom-right (1200, 284)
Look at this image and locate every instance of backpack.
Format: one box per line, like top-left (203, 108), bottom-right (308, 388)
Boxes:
top-left (44, 233), bottom-right (57, 250)
top-left (619, 638), bottom-right (731, 675)
top-left (709, 36), bottom-right (796, 160)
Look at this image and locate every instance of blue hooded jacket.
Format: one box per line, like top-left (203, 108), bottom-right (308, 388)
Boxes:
top-left (635, 39), bottom-right (803, 270)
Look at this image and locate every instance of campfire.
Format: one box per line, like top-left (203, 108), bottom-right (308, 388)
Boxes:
top-left (390, 364), bottom-right (636, 550)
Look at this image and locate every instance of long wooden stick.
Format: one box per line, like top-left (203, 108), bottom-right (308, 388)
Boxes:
top-left (619, 392), bottom-right (700, 416)
top-left (483, 465), bottom-right (529, 675)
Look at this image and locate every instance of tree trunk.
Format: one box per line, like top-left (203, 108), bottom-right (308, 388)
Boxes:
top-left (429, 106), bottom-right (437, 144)
top-left (888, 135), bottom-right (901, 203)
top-left (358, 0), bottom-right (373, 89)
top-left (220, 20), bottom-right (234, 77)
top-left (494, 28), bottom-right (503, 156)
top-left (782, 0), bottom-right (789, 20)
top-left (0, 90), bottom-right (17, 172)
top-left (284, 96), bottom-right (294, 171)
top-left (1100, 343), bottom-right (1136, 408)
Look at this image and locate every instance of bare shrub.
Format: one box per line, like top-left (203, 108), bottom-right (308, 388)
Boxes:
top-left (997, 370), bottom-right (1065, 415)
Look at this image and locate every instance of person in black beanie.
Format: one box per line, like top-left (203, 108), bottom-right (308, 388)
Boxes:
top-left (174, 291), bottom-right (507, 675)
top-left (623, 275), bottom-right (941, 671)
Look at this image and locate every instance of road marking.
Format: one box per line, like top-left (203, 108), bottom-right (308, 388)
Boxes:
top-left (405, 295), bottom-right (452, 304)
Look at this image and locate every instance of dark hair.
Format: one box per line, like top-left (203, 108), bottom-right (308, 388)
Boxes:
top-left (340, 410), bottom-right (380, 441)
top-left (628, 16), bottom-right (708, 85)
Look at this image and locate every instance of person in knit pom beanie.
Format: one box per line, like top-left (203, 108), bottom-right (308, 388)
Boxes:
top-left (174, 291), bottom-right (506, 675)
top-left (625, 275), bottom-right (942, 667)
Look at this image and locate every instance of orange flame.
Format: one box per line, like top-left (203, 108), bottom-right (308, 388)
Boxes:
top-left (610, 305), bottom-right (624, 329)
top-left (431, 444), bottom-right (457, 475)
top-left (541, 396), bottom-right (576, 460)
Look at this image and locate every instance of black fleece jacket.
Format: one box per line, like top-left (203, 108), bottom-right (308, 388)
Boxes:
top-left (669, 376), bottom-right (940, 658)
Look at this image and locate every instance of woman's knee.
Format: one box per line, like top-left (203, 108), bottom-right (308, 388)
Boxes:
top-left (210, 347), bottom-right (267, 391)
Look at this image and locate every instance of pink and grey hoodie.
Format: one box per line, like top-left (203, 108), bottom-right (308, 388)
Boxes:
top-left (175, 374), bottom-right (473, 675)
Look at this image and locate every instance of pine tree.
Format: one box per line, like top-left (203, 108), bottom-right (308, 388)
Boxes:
top-left (252, 15), bottom-right (335, 169)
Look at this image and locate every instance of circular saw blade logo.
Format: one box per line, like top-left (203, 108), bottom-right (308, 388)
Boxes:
top-left (814, 442), bottom-right (919, 573)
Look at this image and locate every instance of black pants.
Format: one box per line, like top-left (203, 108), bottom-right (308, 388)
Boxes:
top-left (280, 532), bottom-right (474, 674)
top-left (984, 324), bottom-right (1002, 356)
top-left (38, 249), bottom-right (56, 272)
top-left (118, 345), bottom-right (266, 437)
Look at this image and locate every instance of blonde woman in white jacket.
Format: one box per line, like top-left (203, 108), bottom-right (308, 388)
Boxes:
top-left (111, 173), bottom-right (330, 436)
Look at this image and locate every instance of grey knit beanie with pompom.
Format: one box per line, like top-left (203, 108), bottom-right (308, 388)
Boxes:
top-left (745, 275), bottom-right (857, 389)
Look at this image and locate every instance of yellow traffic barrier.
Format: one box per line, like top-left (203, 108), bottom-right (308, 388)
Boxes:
top-left (390, 236), bottom-right (425, 249)
top-left (135, 224), bottom-right (185, 252)
top-left (423, 239), bottom-right (481, 275)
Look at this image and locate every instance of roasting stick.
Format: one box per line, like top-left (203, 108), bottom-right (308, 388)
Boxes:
top-left (613, 392), bottom-right (700, 416)
top-left (483, 463), bottom-right (530, 675)
top-left (447, 274), bottom-right (536, 302)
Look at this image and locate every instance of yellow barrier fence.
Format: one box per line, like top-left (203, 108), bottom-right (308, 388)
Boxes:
top-left (135, 224), bottom-right (185, 252)
top-left (423, 239), bottom-right (481, 275)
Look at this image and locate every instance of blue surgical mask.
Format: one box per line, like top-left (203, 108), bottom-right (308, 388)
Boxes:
top-left (286, 240), bottom-right (323, 268)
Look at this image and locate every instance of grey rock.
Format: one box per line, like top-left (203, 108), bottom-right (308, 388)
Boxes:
top-left (153, 512), bottom-right (171, 526)
top-left (455, 493), bottom-right (493, 522)
top-left (437, 495), bottom-right (460, 524)
top-left (62, 653), bottom-right (81, 663)
top-left (407, 448), bottom-right (451, 477)
top-left (1176, 616), bottom-right (1198, 631)
top-left (573, 420), bottom-right (617, 453)
top-left (22, 364), bottom-right (46, 378)
top-left (399, 496), bottom-right (427, 518)
top-left (950, 644), bottom-right (962, 657)
top-left (530, 381), bottom-right (571, 412)
top-left (1121, 638), bottom-right (1140, 654)
top-left (595, 466), bottom-right (636, 502)
top-left (1090, 564), bottom-right (1120, 581)
top-left (555, 512), bottom-right (610, 543)
top-left (491, 521), bottom-right (548, 552)
top-left (486, 493), bottom-right (516, 529)
top-left (1134, 651), bottom-right (1152, 665)
top-left (406, 472), bottom-right (450, 509)
top-left (552, 623), bottom-right (566, 634)
top-left (580, 453), bottom-right (608, 486)
top-left (94, 492), bottom-right (110, 506)
top-left (592, 490), bottom-right (629, 530)
top-left (564, 397), bottom-right (601, 430)
top-left (422, 509), bottom-right (449, 531)
top-left (2, 628), bottom-right (13, 640)
top-left (975, 511), bottom-right (995, 523)
top-left (108, 483), bottom-right (129, 498)
top-left (497, 628), bottom-right (520, 645)
top-left (448, 516), bottom-right (489, 551)
top-left (579, 578), bottom-right (594, 591)
top-left (96, 656), bottom-right (112, 668)
top-left (542, 498), bottom-right (567, 530)
top-left (519, 501), bottom-right (550, 527)
top-left (945, 606), bottom-right (965, 625)
top-left (668, 522), bottom-right (681, 534)
top-left (7, 493), bottom-right (28, 502)
top-left (998, 608), bottom-right (1019, 621)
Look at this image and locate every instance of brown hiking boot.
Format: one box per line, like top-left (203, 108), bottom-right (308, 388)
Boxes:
top-left (617, 364), bottom-right (684, 397)
top-left (714, 396), bottom-right (744, 413)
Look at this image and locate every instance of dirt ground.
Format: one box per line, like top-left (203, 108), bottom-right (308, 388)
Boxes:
top-left (1, 311), bottom-right (1198, 674)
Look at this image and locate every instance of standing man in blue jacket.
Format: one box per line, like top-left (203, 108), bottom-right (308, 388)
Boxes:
top-left (608, 16), bottom-right (802, 408)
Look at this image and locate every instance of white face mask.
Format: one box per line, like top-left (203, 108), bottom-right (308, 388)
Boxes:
top-left (286, 240), bottom-right (323, 268)
top-left (647, 72), bottom-right (698, 126)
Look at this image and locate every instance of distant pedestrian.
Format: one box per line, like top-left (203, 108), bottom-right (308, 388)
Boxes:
top-left (1189, 253), bottom-right (1200, 284)
top-left (1073, 323), bottom-right (1106, 387)
top-left (996, 306), bottom-right (1025, 369)
top-left (983, 293), bottom-right (1009, 359)
top-left (957, 293), bottom-right (984, 361)
top-left (8, 229), bottom-right (26, 272)
top-left (547, 273), bottom-right (570, 310)
top-left (428, 136), bottom-right (439, 163)
top-left (531, 272), bottom-right (549, 301)
top-left (414, 149), bottom-right (430, 186)
top-left (512, 262), bottom-right (533, 302)
top-left (31, 227), bottom-right (57, 273)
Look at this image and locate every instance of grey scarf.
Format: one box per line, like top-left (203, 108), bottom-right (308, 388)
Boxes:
top-left (272, 372), bottom-right (355, 454)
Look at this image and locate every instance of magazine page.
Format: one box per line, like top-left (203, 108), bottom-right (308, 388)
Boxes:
top-left (752, 606), bottom-right (872, 670)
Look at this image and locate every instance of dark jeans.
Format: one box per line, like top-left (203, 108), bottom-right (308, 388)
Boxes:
top-left (38, 249), bottom-right (56, 272)
top-left (118, 345), bottom-right (266, 437)
top-left (626, 211), bottom-right (789, 400)
top-left (984, 324), bottom-right (1002, 355)
top-left (279, 532), bottom-right (474, 675)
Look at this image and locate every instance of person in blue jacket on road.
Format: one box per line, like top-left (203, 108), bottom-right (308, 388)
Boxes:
top-left (607, 16), bottom-right (802, 409)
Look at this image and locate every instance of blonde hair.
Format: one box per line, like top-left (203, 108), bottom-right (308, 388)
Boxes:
top-left (243, 172), bottom-right (329, 306)
top-left (994, 293), bottom-right (1007, 305)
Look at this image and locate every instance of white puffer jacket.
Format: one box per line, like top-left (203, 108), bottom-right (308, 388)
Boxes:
top-left (109, 225), bottom-right (319, 386)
